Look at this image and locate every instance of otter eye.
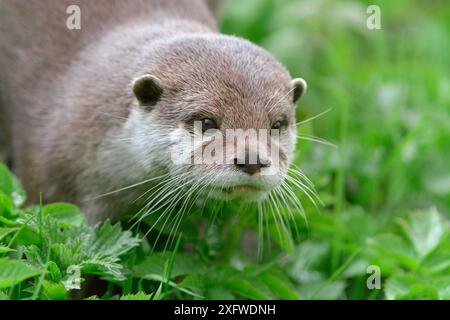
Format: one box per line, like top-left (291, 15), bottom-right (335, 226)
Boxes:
top-left (271, 117), bottom-right (288, 130)
top-left (200, 118), bottom-right (218, 133)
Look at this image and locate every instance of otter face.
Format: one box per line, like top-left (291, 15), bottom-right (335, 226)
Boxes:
top-left (129, 36), bottom-right (307, 203)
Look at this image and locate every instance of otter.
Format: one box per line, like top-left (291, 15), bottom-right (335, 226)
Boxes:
top-left (0, 0), bottom-right (307, 224)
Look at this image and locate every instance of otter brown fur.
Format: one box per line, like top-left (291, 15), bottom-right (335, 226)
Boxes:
top-left (0, 0), bottom-right (306, 223)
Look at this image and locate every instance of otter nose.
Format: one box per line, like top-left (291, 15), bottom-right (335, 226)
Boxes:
top-left (233, 154), bottom-right (270, 175)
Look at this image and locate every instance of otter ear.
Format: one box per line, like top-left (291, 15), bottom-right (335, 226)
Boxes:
top-left (292, 78), bottom-right (307, 104)
top-left (132, 74), bottom-right (163, 109)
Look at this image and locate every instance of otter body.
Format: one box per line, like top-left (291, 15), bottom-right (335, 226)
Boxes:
top-left (0, 0), bottom-right (306, 223)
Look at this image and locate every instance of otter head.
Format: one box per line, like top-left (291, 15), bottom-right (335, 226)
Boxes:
top-left (128, 35), bottom-right (306, 203)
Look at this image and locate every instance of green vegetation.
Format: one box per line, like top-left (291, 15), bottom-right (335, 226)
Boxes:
top-left (0, 0), bottom-right (449, 299)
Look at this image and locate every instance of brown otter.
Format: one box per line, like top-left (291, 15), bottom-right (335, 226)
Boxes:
top-left (0, 0), bottom-right (307, 224)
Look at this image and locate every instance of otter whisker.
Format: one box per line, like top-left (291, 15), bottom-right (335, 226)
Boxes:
top-left (267, 192), bottom-right (290, 246)
top-left (160, 174), bottom-right (208, 246)
top-left (282, 173), bottom-right (320, 209)
top-left (288, 167), bottom-right (316, 190)
top-left (287, 168), bottom-right (323, 206)
top-left (257, 201), bottom-right (265, 260)
top-left (85, 172), bottom-right (170, 201)
top-left (280, 180), bottom-right (307, 215)
top-left (129, 173), bottom-right (194, 228)
top-left (271, 186), bottom-right (299, 240)
top-left (163, 171), bottom-right (220, 251)
top-left (295, 108), bottom-right (332, 127)
top-left (295, 134), bottom-right (338, 149)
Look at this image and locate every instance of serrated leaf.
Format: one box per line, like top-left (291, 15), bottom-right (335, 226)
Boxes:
top-left (88, 220), bottom-right (141, 258)
top-left (0, 258), bottom-right (42, 289)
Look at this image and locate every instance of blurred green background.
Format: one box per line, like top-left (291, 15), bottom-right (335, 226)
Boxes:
top-left (220, 0), bottom-right (450, 299)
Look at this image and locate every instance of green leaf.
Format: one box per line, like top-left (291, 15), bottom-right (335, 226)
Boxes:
top-left (385, 274), bottom-right (450, 300)
top-left (134, 253), bottom-right (206, 280)
top-left (0, 193), bottom-right (13, 217)
top-left (367, 234), bottom-right (419, 269)
top-left (260, 271), bottom-right (298, 300)
top-left (41, 280), bottom-right (69, 300)
top-left (0, 164), bottom-right (13, 197)
top-left (397, 208), bottom-right (447, 258)
top-left (385, 275), bottom-right (433, 300)
top-left (89, 220), bottom-right (141, 259)
top-left (0, 258), bottom-right (42, 289)
top-left (297, 281), bottom-right (346, 300)
top-left (10, 175), bottom-right (26, 208)
top-left (139, 274), bottom-right (204, 299)
top-left (43, 203), bottom-right (85, 228)
top-left (0, 246), bottom-right (14, 254)
top-left (120, 292), bottom-right (151, 300)
top-left (287, 240), bottom-right (329, 283)
top-left (0, 164), bottom-right (25, 207)
top-left (0, 227), bottom-right (18, 241)
top-left (221, 278), bottom-right (270, 300)
top-left (47, 261), bottom-right (63, 282)
top-left (419, 234), bottom-right (450, 275)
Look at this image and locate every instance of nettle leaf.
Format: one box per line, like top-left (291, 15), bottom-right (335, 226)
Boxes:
top-left (397, 208), bottom-right (447, 259)
top-left (51, 221), bottom-right (141, 281)
top-left (88, 220), bottom-right (141, 258)
top-left (43, 203), bottom-right (85, 228)
top-left (0, 258), bottom-right (42, 289)
top-left (23, 217), bottom-right (140, 281)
